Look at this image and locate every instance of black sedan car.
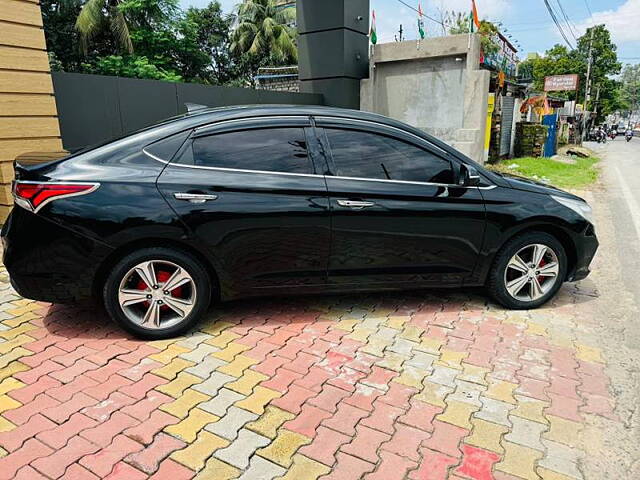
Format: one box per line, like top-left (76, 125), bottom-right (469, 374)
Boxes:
top-left (2, 106), bottom-right (598, 339)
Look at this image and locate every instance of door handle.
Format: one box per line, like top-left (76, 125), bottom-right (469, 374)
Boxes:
top-left (337, 199), bottom-right (375, 210)
top-left (173, 192), bottom-right (218, 204)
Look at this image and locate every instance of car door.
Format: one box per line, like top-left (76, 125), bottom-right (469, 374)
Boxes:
top-left (315, 117), bottom-right (487, 287)
top-left (156, 117), bottom-right (331, 297)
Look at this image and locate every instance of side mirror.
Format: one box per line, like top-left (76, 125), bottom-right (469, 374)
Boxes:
top-left (460, 164), bottom-right (481, 187)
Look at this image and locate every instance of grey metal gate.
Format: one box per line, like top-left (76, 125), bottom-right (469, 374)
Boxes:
top-left (500, 96), bottom-right (516, 156)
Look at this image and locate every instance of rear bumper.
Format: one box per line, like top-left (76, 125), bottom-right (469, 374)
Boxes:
top-left (2, 207), bottom-right (113, 303)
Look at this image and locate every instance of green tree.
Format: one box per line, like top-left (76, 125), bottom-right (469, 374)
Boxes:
top-left (446, 12), bottom-right (500, 58)
top-left (75, 0), bottom-right (134, 54)
top-left (620, 63), bottom-right (640, 116)
top-left (230, 0), bottom-right (297, 84)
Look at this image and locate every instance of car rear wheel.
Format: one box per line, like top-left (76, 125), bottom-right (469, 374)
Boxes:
top-left (104, 247), bottom-right (211, 339)
top-left (488, 232), bottom-right (567, 310)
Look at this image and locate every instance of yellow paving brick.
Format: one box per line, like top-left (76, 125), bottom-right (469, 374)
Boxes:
top-left (538, 467), bottom-right (578, 480)
top-left (495, 441), bottom-right (544, 480)
top-left (394, 366), bottom-right (429, 389)
top-left (0, 377), bottom-right (25, 395)
top-left (0, 347), bottom-right (32, 369)
top-left (10, 299), bottom-right (33, 307)
top-left (512, 396), bottom-right (549, 425)
top-left (549, 335), bottom-right (574, 349)
top-left (2, 312), bottom-right (39, 328)
top-left (485, 379), bottom-right (518, 404)
top-left (226, 370), bottom-right (268, 396)
top-left (156, 372), bottom-right (202, 398)
top-left (400, 325), bottom-right (424, 343)
top-left (575, 344), bottom-right (604, 363)
top-left (256, 429), bottom-right (311, 468)
top-left (0, 394), bottom-right (21, 414)
top-left (414, 381), bottom-right (451, 408)
top-left (160, 389), bottom-right (210, 419)
top-left (152, 358), bottom-right (196, 380)
top-left (201, 321), bottom-right (236, 337)
top-left (0, 361), bottom-right (29, 381)
top-left (464, 418), bottom-right (508, 454)
top-left (360, 337), bottom-right (388, 357)
top-left (212, 343), bottom-right (250, 362)
top-left (149, 344), bottom-right (191, 364)
top-left (436, 399), bottom-right (478, 429)
top-left (235, 386), bottom-right (281, 415)
top-left (5, 303), bottom-right (39, 316)
top-left (334, 318), bottom-right (359, 332)
top-left (205, 331), bottom-right (241, 349)
top-left (0, 323), bottom-right (37, 340)
top-left (416, 337), bottom-right (443, 355)
top-left (503, 315), bottom-right (527, 326)
top-left (436, 350), bottom-right (468, 370)
top-left (246, 406), bottom-right (295, 439)
top-left (217, 355), bottom-right (258, 377)
top-left (0, 335), bottom-right (34, 355)
top-left (459, 363), bottom-right (489, 386)
top-left (277, 454), bottom-right (331, 480)
top-left (543, 415), bottom-right (583, 447)
top-left (386, 315), bottom-right (410, 330)
top-left (147, 338), bottom-right (178, 351)
top-left (0, 416), bottom-right (16, 433)
top-left (0, 446), bottom-right (6, 457)
top-left (171, 430), bottom-right (229, 471)
top-left (165, 408), bottom-right (219, 443)
top-left (376, 352), bottom-right (405, 372)
top-left (347, 327), bottom-right (374, 343)
top-left (195, 457), bottom-right (240, 480)
top-left (526, 322), bottom-right (548, 336)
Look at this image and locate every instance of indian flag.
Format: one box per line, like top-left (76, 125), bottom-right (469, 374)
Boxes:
top-left (469, 0), bottom-right (481, 32)
top-left (418, 2), bottom-right (425, 39)
top-left (370, 10), bottom-right (377, 45)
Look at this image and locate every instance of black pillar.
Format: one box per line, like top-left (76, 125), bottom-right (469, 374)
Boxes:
top-left (297, 0), bottom-right (369, 109)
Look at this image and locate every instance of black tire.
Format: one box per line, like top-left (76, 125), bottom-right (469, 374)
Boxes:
top-left (103, 247), bottom-right (211, 339)
top-left (487, 231), bottom-right (567, 310)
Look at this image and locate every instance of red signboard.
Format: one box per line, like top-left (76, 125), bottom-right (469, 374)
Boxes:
top-left (544, 74), bottom-right (579, 92)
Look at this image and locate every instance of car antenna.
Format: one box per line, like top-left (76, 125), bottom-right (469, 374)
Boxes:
top-left (184, 103), bottom-right (209, 115)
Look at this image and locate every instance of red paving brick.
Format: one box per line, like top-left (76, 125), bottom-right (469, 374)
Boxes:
top-left (299, 426), bottom-right (351, 466)
top-left (125, 432), bottom-right (186, 474)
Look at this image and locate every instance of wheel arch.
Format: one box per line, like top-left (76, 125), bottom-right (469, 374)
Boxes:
top-left (92, 238), bottom-right (222, 303)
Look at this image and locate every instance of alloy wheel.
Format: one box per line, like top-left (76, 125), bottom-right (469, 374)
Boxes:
top-left (118, 260), bottom-right (196, 329)
top-left (503, 243), bottom-right (560, 302)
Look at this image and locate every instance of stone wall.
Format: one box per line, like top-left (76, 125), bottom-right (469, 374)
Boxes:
top-left (361, 34), bottom-right (490, 163)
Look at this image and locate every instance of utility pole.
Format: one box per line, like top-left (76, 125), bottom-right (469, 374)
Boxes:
top-left (581, 28), bottom-right (594, 142)
top-left (395, 24), bottom-right (404, 42)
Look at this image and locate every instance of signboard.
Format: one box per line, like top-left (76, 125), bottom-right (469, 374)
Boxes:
top-left (484, 93), bottom-right (495, 163)
top-left (544, 74), bottom-right (579, 92)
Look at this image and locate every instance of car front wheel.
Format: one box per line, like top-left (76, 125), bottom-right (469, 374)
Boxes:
top-left (488, 232), bottom-right (567, 310)
top-left (104, 247), bottom-right (211, 339)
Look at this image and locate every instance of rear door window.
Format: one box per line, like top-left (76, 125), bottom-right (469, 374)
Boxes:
top-left (175, 127), bottom-right (314, 174)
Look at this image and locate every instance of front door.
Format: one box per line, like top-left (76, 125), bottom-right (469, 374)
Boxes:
top-left (316, 120), bottom-right (487, 287)
top-left (157, 118), bottom-right (331, 297)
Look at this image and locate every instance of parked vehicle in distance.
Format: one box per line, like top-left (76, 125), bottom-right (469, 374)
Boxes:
top-left (1, 106), bottom-right (599, 339)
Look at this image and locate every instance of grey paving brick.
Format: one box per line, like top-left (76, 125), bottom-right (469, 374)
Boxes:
top-left (428, 365), bottom-right (459, 387)
top-left (237, 455), bottom-right (286, 480)
top-left (448, 379), bottom-right (486, 407)
top-left (205, 406), bottom-right (258, 441)
top-left (405, 351), bottom-right (438, 370)
top-left (188, 360), bottom-right (230, 382)
top-left (474, 397), bottom-right (515, 427)
top-left (214, 428), bottom-right (270, 469)
top-left (200, 388), bottom-right (245, 417)
top-left (539, 439), bottom-right (584, 479)
top-left (387, 338), bottom-right (418, 356)
top-left (504, 416), bottom-right (547, 451)
top-left (179, 343), bottom-right (219, 363)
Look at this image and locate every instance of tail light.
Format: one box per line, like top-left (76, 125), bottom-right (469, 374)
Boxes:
top-left (13, 181), bottom-right (100, 213)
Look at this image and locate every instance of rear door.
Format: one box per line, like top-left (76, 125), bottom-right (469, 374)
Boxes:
top-left (315, 117), bottom-right (487, 287)
top-left (156, 117), bottom-right (331, 297)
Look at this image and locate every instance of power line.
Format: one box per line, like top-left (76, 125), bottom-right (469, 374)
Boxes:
top-left (583, 0), bottom-right (593, 16)
top-left (554, 0), bottom-right (578, 41)
top-left (542, 0), bottom-right (574, 49)
top-left (394, 0), bottom-right (445, 26)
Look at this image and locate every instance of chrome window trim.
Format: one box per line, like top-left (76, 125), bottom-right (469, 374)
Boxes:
top-left (314, 116), bottom-right (450, 155)
top-left (193, 115), bottom-right (312, 136)
top-left (13, 180), bottom-right (101, 213)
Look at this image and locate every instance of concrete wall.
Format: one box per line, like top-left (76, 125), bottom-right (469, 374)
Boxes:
top-left (0, 0), bottom-right (63, 221)
top-left (361, 34), bottom-right (490, 163)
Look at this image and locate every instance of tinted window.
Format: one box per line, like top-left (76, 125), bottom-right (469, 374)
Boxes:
top-left (145, 131), bottom-right (191, 161)
top-left (176, 127), bottom-right (313, 174)
top-left (325, 128), bottom-right (454, 184)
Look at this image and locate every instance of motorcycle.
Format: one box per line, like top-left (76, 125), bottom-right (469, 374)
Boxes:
top-left (609, 131), bottom-right (617, 140)
top-left (626, 132), bottom-right (633, 142)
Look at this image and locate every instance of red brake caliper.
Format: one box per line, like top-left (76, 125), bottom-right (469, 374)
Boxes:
top-left (137, 271), bottom-right (184, 311)
top-left (537, 258), bottom-right (546, 284)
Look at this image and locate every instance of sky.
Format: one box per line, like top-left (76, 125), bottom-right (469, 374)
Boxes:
top-left (179, 0), bottom-right (640, 65)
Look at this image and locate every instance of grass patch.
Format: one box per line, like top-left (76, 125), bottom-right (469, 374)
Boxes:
top-left (487, 155), bottom-right (600, 189)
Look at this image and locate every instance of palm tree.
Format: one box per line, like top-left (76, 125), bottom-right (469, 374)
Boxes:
top-left (230, 0), bottom-right (297, 64)
top-left (75, 0), bottom-right (133, 55)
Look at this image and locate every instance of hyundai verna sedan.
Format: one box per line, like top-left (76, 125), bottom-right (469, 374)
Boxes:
top-left (1, 106), bottom-right (598, 339)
